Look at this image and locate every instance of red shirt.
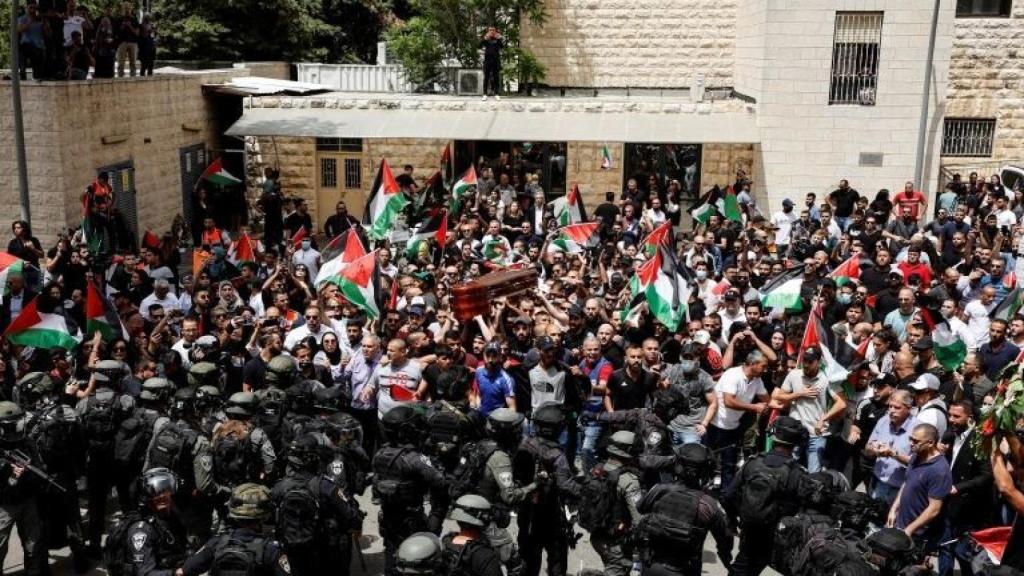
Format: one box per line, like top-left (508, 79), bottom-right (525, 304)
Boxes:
top-left (894, 190), bottom-right (926, 219)
top-left (898, 261), bottom-right (932, 287)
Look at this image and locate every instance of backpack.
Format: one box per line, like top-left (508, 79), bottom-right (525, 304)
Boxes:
top-left (103, 513), bottom-right (142, 576)
top-left (372, 447), bottom-right (418, 506)
top-left (449, 440), bottom-right (499, 500)
top-left (833, 490), bottom-right (886, 537)
top-left (426, 404), bottom-right (475, 469)
top-left (771, 513), bottom-right (834, 575)
top-left (638, 502), bottom-right (701, 551)
top-left (577, 463), bottom-right (624, 536)
top-left (82, 392), bottom-right (119, 452)
top-left (210, 535), bottom-right (260, 576)
top-left (147, 421), bottom-right (198, 481)
top-left (114, 409), bottom-right (157, 468)
top-left (443, 538), bottom-right (489, 576)
top-left (213, 430), bottom-right (261, 487)
top-left (275, 476), bottom-right (321, 547)
top-left (863, 527), bottom-right (921, 575)
top-left (738, 455), bottom-right (795, 526)
top-left (792, 523), bottom-right (868, 576)
top-left (30, 408), bottom-right (76, 470)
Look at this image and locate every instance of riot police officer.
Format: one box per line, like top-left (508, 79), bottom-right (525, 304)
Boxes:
top-left (443, 494), bottom-right (504, 576)
top-left (513, 402), bottom-right (580, 576)
top-left (194, 384), bottom-right (225, 437)
top-left (372, 404), bottom-right (450, 576)
top-left (724, 415), bottom-right (808, 576)
top-left (396, 532), bottom-right (447, 576)
top-left (592, 387), bottom-right (683, 486)
top-left (181, 483), bottom-right (292, 576)
top-left (637, 444), bottom-right (733, 576)
top-left (587, 430), bottom-right (642, 576)
top-left (115, 377), bottom-right (175, 514)
top-left (187, 361), bottom-right (220, 390)
top-left (211, 392), bottom-right (277, 488)
top-left (0, 401), bottom-right (47, 575)
top-left (323, 409), bottom-right (370, 498)
top-left (265, 355), bottom-right (299, 389)
top-left (270, 434), bottom-right (362, 576)
top-left (19, 372), bottom-right (88, 571)
top-left (117, 467), bottom-right (188, 576)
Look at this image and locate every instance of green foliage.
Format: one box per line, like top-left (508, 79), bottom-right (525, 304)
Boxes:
top-left (385, 0), bottom-right (546, 92)
top-left (0, 0), bottom-right (10, 70)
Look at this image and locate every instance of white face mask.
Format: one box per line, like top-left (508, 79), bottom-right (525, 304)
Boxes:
top-left (695, 270), bottom-right (707, 281)
top-left (940, 308), bottom-right (954, 320)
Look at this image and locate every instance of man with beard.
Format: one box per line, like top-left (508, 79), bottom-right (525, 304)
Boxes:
top-left (860, 247), bottom-right (895, 294)
top-left (938, 204), bottom-right (971, 270)
top-left (979, 319), bottom-right (1020, 381)
top-left (665, 343), bottom-right (718, 446)
top-left (575, 337), bottom-right (613, 473)
top-left (850, 375), bottom-right (895, 490)
top-left (506, 316), bottom-right (535, 362)
top-left (597, 323), bottom-right (625, 369)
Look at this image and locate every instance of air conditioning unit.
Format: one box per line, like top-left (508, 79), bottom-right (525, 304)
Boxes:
top-left (457, 69), bottom-right (484, 96)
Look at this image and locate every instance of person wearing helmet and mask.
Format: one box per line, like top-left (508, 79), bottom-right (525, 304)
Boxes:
top-left (181, 483), bottom-right (291, 576)
top-left (18, 371), bottom-right (89, 571)
top-left (115, 467), bottom-right (187, 576)
top-left (588, 386), bottom-right (682, 486)
top-left (193, 384), bottom-right (224, 437)
top-left (664, 343), bottom-right (718, 446)
top-left (373, 404), bottom-right (450, 576)
top-left (271, 434), bottom-right (363, 576)
top-left (263, 354), bottom-right (298, 391)
top-left (442, 494), bottom-right (504, 576)
top-left (0, 400), bottom-right (48, 574)
top-left (144, 387), bottom-right (222, 549)
top-left (114, 377), bottom-right (175, 517)
top-left (637, 444), bottom-right (734, 576)
top-left (584, 430), bottom-right (642, 576)
top-left (211, 392), bottom-right (277, 489)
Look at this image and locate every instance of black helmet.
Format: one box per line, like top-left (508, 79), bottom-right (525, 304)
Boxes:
top-left (16, 372), bottom-right (54, 408)
top-left (255, 386), bottom-right (287, 417)
top-left (188, 336), bottom-right (220, 366)
top-left (138, 467), bottom-right (177, 509)
top-left (313, 386), bottom-right (345, 414)
top-left (673, 443), bottom-right (715, 489)
top-left (395, 532), bottom-right (445, 575)
top-left (287, 434), bottom-right (322, 472)
top-left (187, 361), bottom-right (219, 388)
top-left (226, 392), bottom-right (256, 419)
top-left (140, 377), bottom-right (175, 405)
top-left (531, 402), bottom-right (564, 440)
top-left (769, 415), bottom-right (808, 447)
top-left (194, 385), bottom-right (222, 412)
top-left (95, 359), bottom-right (127, 383)
top-left (449, 494), bottom-right (492, 527)
top-left (380, 404), bottom-right (423, 446)
top-left (486, 408), bottom-right (525, 444)
top-left (265, 355), bottom-right (297, 388)
top-left (0, 402), bottom-right (25, 444)
top-left (863, 527), bottom-right (921, 575)
top-left (607, 430), bottom-right (636, 460)
top-left (650, 386), bottom-right (685, 424)
top-left (170, 387), bottom-right (197, 419)
top-left (286, 380), bottom-right (322, 416)
top-left (326, 411), bottom-right (363, 447)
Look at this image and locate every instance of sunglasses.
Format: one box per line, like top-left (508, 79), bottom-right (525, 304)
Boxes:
top-left (305, 315), bottom-right (320, 320)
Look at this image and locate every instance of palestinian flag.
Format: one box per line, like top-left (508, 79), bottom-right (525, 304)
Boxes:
top-left (933, 321), bottom-right (968, 371)
top-left (315, 230), bottom-right (367, 287)
top-left (4, 295), bottom-right (81, 350)
top-left (422, 171), bottom-right (446, 207)
top-left (552, 222), bottom-right (599, 254)
top-left (761, 265), bottom-right (804, 310)
top-left (550, 184), bottom-right (587, 226)
top-left (621, 247), bottom-right (688, 330)
top-left (229, 234), bottom-right (257, 268)
top-left (86, 282), bottom-right (128, 342)
top-left (364, 159), bottom-right (409, 241)
top-left (483, 238), bottom-right (510, 265)
top-left (969, 526), bottom-right (1012, 565)
top-left (321, 228), bottom-right (366, 263)
top-left (601, 144), bottom-right (613, 170)
top-left (335, 250), bottom-right (382, 320)
top-left (0, 253), bottom-right (26, 301)
top-left (200, 158), bottom-right (242, 187)
top-left (450, 165), bottom-right (478, 214)
top-left (716, 186), bottom-right (742, 223)
top-left (142, 230), bottom-right (162, 251)
top-left (441, 144), bottom-right (452, 186)
top-left (799, 306), bottom-right (849, 384)
top-left (830, 255), bottom-right (861, 286)
top-left (192, 249), bottom-right (211, 279)
top-left (642, 221), bottom-right (673, 256)
top-left (992, 287), bottom-right (1024, 321)
top-left (290, 226), bottom-right (308, 250)
top-left (690, 187), bottom-right (723, 225)
top-left (407, 211), bottom-right (448, 260)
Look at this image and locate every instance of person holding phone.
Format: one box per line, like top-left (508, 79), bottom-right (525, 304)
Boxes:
top-left (479, 25), bottom-right (504, 100)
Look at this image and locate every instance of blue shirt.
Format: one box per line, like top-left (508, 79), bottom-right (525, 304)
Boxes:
top-left (896, 453), bottom-right (953, 535)
top-left (475, 366), bottom-right (515, 416)
top-left (344, 352), bottom-right (380, 411)
top-left (868, 414), bottom-right (914, 487)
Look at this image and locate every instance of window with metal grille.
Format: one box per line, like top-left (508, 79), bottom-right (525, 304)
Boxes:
top-left (956, 0), bottom-right (1012, 17)
top-left (830, 12), bottom-right (883, 106)
top-left (321, 157), bottom-right (338, 187)
top-left (344, 158), bottom-right (362, 189)
top-left (316, 138), bottom-right (363, 152)
top-left (942, 118), bottom-right (996, 157)
top-left (98, 161), bottom-right (138, 237)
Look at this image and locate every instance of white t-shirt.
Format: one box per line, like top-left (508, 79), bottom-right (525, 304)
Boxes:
top-left (963, 299), bottom-right (993, 346)
top-left (63, 15), bottom-right (85, 47)
top-left (713, 366), bottom-right (766, 430)
top-left (996, 209), bottom-right (1018, 228)
top-left (292, 248), bottom-right (321, 281)
top-left (139, 292), bottom-right (181, 320)
top-left (914, 398), bottom-right (948, 439)
top-left (771, 210), bottom-right (798, 245)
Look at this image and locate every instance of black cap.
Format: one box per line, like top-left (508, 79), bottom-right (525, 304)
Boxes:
top-left (818, 277), bottom-right (837, 290)
top-left (512, 315), bottom-right (532, 326)
top-left (724, 289), bottom-right (740, 301)
top-left (802, 347), bottom-right (822, 362)
top-left (567, 305), bottom-right (584, 319)
top-left (483, 342), bottom-right (501, 355)
top-left (912, 334), bottom-right (933, 351)
top-left (537, 336), bottom-right (557, 351)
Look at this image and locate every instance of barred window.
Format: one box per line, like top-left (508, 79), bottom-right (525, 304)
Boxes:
top-left (942, 119), bottom-right (996, 157)
top-left (344, 158), bottom-right (362, 189)
top-left (830, 12), bottom-right (883, 106)
top-left (316, 138), bottom-right (363, 152)
top-left (956, 0), bottom-right (1012, 17)
top-left (320, 157), bottom-right (338, 187)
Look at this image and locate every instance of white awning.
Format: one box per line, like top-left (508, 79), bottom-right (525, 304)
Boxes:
top-left (225, 106), bottom-right (759, 143)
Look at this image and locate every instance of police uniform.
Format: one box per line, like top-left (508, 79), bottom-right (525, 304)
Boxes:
top-left (590, 458), bottom-right (643, 576)
top-left (210, 420), bottom-right (278, 486)
top-left (0, 436), bottom-right (46, 574)
top-left (124, 513), bottom-right (188, 576)
top-left (637, 483), bottom-right (733, 576)
top-left (181, 527), bottom-right (292, 576)
top-left (514, 435), bottom-right (580, 576)
top-left (478, 447), bottom-right (535, 572)
top-left (25, 401), bottom-right (86, 556)
top-left (597, 408), bottom-right (673, 485)
top-left (441, 534), bottom-right (505, 576)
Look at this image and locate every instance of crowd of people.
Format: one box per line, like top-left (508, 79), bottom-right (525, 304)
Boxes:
top-left (16, 0), bottom-right (155, 81)
top-left (0, 162), bottom-right (1022, 576)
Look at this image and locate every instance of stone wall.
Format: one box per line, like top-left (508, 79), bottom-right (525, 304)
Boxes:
top-left (945, 3), bottom-right (1024, 166)
top-left (261, 136), bottom-right (318, 210)
top-left (236, 62), bottom-right (293, 81)
top-left (566, 142), bottom-right (625, 206)
top-left (0, 70), bottom-right (246, 246)
top-left (520, 0), bottom-right (738, 89)
top-left (701, 143), bottom-right (756, 191)
top-left (363, 139), bottom-right (451, 192)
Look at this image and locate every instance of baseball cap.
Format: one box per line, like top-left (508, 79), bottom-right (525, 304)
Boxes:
top-left (408, 305), bottom-right (425, 316)
top-left (818, 278), bottom-right (837, 290)
top-left (724, 289), bottom-right (740, 301)
top-left (782, 198), bottom-right (794, 208)
top-left (483, 342), bottom-right (501, 355)
top-left (537, 336), bottom-right (557, 351)
top-left (910, 373), bottom-right (940, 392)
top-left (802, 347), bottom-right (822, 362)
top-left (692, 330), bottom-right (711, 346)
top-left (912, 334), bottom-right (934, 351)
top-left (512, 316), bottom-right (532, 326)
